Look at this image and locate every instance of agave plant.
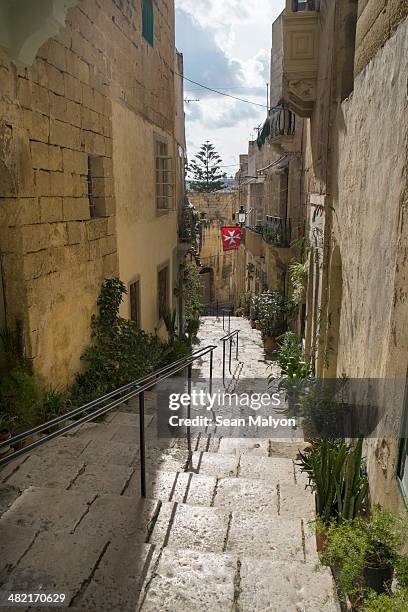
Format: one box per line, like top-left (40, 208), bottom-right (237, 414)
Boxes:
top-left (298, 437), bottom-right (368, 524)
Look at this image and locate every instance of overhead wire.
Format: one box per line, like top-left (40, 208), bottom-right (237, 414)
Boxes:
top-left (174, 71), bottom-right (269, 109)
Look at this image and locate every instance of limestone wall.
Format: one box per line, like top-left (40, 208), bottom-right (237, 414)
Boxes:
top-left (0, 0), bottom-right (177, 385)
top-left (188, 192), bottom-right (239, 306)
top-left (333, 19), bottom-right (408, 512)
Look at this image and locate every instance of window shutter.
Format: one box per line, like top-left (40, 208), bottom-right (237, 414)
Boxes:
top-left (142, 0), bottom-right (154, 46)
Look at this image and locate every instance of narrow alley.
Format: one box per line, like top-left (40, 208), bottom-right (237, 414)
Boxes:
top-left (0, 316), bottom-right (339, 611)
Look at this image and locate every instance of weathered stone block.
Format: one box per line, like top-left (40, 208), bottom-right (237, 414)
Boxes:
top-left (63, 196), bottom-right (90, 221)
top-left (66, 49), bottom-right (90, 84)
top-left (67, 221), bottom-right (84, 244)
top-left (66, 99), bottom-right (81, 127)
top-left (23, 250), bottom-right (52, 280)
top-left (62, 148), bottom-right (88, 174)
top-left (64, 73), bottom-right (82, 103)
top-left (35, 169), bottom-right (51, 196)
top-left (40, 39), bottom-right (67, 72)
top-left (82, 130), bottom-right (105, 155)
top-left (50, 119), bottom-right (81, 149)
top-left (103, 251), bottom-right (118, 276)
top-left (22, 110), bottom-right (49, 142)
top-left (31, 141), bottom-right (63, 172)
top-left (85, 217), bottom-right (108, 240)
top-left (21, 224), bottom-right (50, 253)
top-left (81, 106), bottom-right (102, 132)
top-left (92, 177), bottom-right (113, 197)
top-left (40, 196), bottom-right (63, 222)
top-left (44, 62), bottom-right (65, 95)
top-left (49, 222), bottom-right (67, 247)
top-left (49, 170), bottom-right (66, 196)
top-left (106, 214), bottom-right (116, 235)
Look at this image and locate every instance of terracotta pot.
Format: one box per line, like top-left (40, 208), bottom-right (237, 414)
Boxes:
top-left (263, 335), bottom-right (278, 352)
top-left (0, 429), bottom-right (12, 456)
top-left (250, 319), bottom-right (257, 329)
top-left (255, 320), bottom-right (261, 331)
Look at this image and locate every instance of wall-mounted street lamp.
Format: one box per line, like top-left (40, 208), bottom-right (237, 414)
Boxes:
top-left (236, 205), bottom-right (247, 227)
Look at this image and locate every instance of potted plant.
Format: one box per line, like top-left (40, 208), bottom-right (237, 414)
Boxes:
top-left (321, 507), bottom-right (408, 600)
top-left (298, 438), bottom-right (368, 553)
top-left (257, 290), bottom-right (291, 352)
top-left (249, 294), bottom-right (261, 328)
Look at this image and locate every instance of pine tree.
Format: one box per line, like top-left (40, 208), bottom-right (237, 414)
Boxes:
top-left (188, 141), bottom-right (227, 192)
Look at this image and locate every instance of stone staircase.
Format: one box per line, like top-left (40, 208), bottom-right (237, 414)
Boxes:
top-left (0, 317), bottom-right (339, 610)
top-left (0, 401), bottom-right (339, 611)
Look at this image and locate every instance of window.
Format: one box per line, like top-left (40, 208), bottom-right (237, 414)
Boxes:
top-left (129, 280), bottom-right (141, 329)
top-left (155, 137), bottom-right (174, 211)
top-left (397, 379), bottom-right (408, 505)
top-left (142, 0), bottom-right (154, 46)
top-left (158, 265), bottom-right (169, 320)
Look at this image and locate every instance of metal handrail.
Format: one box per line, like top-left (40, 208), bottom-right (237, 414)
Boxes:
top-left (220, 329), bottom-right (240, 384)
top-left (0, 345), bottom-right (212, 451)
top-left (0, 344), bottom-right (217, 498)
top-left (221, 308), bottom-right (233, 333)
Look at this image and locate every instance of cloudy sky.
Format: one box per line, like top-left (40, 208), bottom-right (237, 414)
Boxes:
top-left (175, 0), bottom-right (286, 176)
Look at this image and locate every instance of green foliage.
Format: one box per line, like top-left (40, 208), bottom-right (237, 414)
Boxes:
top-left (163, 309), bottom-right (177, 343)
top-left (159, 338), bottom-right (191, 366)
top-left (0, 321), bottom-right (31, 373)
top-left (255, 290), bottom-right (294, 338)
top-left (72, 278), bottom-right (164, 404)
top-left (275, 332), bottom-right (311, 380)
top-left (289, 260), bottom-right (308, 304)
top-left (0, 371), bottom-right (44, 429)
top-left (183, 262), bottom-right (203, 331)
top-left (188, 141), bottom-right (227, 192)
top-left (363, 589), bottom-right (408, 612)
top-left (239, 291), bottom-right (252, 317)
top-left (321, 508), bottom-right (408, 597)
top-left (298, 438), bottom-right (368, 524)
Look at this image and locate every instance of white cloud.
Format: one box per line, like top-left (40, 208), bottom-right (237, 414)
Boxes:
top-left (176, 0), bottom-right (286, 165)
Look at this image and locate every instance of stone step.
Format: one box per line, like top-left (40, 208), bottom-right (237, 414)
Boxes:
top-left (148, 500), bottom-right (317, 561)
top-left (137, 548), bottom-right (339, 612)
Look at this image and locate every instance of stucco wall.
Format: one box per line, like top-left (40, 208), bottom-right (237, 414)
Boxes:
top-left (333, 20), bottom-right (408, 512)
top-left (0, 0), bottom-right (177, 386)
top-left (112, 101), bottom-right (177, 334)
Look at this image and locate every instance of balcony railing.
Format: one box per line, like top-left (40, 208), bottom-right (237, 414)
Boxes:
top-left (246, 224), bottom-right (264, 235)
top-left (263, 216), bottom-right (291, 248)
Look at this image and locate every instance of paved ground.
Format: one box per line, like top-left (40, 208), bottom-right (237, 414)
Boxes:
top-left (0, 316), bottom-right (339, 611)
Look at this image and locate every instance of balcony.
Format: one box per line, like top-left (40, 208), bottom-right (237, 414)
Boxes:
top-left (263, 216), bottom-right (291, 248)
top-left (282, 0), bottom-right (320, 117)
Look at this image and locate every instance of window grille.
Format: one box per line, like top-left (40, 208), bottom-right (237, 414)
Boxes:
top-left (155, 139), bottom-right (174, 210)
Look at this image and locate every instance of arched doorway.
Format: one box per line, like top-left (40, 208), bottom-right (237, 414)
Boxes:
top-left (324, 245), bottom-right (343, 378)
top-left (199, 267), bottom-right (214, 305)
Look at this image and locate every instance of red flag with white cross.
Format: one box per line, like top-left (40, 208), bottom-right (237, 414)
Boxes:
top-left (221, 226), bottom-right (242, 251)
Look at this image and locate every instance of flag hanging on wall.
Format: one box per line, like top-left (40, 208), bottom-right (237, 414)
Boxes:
top-left (221, 226), bottom-right (242, 251)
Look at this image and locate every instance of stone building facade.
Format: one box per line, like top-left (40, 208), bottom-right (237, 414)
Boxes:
top-left (0, 0), bottom-right (185, 387)
top-left (277, 0), bottom-right (408, 514)
top-left (236, 13), bottom-right (306, 330)
top-left (188, 191), bottom-right (239, 308)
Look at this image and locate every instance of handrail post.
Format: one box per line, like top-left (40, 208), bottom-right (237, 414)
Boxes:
top-left (229, 336), bottom-right (232, 374)
top-left (209, 350), bottom-right (213, 394)
top-left (222, 310), bottom-right (225, 330)
top-left (236, 331), bottom-right (239, 360)
top-left (228, 310), bottom-right (231, 334)
top-left (186, 363), bottom-right (193, 470)
top-left (139, 391), bottom-right (146, 498)
top-left (222, 339), bottom-right (226, 384)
